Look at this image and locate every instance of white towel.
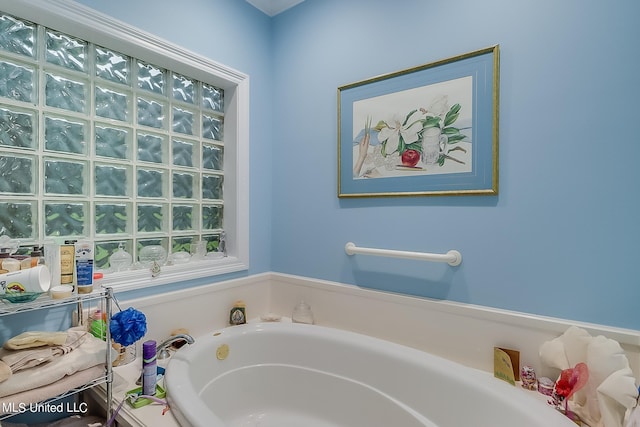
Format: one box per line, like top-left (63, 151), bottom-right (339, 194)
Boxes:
top-left (0, 365), bottom-right (105, 414)
top-left (3, 331), bottom-right (68, 350)
top-left (0, 360), bottom-right (10, 383)
top-left (626, 405), bottom-right (640, 427)
top-left (0, 328), bottom-right (88, 373)
top-left (0, 333), bottom-right (109, 398)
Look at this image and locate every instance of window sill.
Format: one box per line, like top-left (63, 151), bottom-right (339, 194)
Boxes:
top-left (99, 256), bottom-right (248, 293)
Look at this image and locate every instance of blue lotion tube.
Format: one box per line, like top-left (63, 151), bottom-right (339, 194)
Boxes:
top-left (142, 340), bottom-right (157, 396)
top-left (74, 241), bottom-right (94, 294)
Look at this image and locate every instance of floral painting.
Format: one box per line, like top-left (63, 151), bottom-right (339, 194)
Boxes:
top-left (352, 76), bottom-right (472, 180)
top-left (338, 45), bottom-right (499, 197)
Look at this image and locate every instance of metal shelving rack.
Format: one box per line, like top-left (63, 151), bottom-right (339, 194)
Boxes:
top-left (0, 287), bottom-right (113, 422)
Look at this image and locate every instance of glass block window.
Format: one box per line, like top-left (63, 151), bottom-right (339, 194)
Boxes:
top-left (0, 11), bottom-right (226, 269)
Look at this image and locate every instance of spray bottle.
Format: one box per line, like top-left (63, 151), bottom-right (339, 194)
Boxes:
top-left (142, 340), bottom-right (157, 396)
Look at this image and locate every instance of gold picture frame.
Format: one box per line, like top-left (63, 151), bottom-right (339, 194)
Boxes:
top-left (338, 45), bottom-right (499, 197)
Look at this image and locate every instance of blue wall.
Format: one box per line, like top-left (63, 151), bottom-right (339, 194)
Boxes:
top-left (269, 0), bottom-right (640, 329)
top-left (73, 0), bottom-right (640, 329)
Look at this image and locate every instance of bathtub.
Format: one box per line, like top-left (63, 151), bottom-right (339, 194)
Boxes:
top-left (165, 322), bottom-right (574, 427)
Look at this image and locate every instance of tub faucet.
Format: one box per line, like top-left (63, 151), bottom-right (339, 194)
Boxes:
top-left (156, 334), bottom-right (195, 360)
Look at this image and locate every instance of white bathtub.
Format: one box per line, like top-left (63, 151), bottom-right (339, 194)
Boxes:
top-left (165, 322), bottom-right (574, 427)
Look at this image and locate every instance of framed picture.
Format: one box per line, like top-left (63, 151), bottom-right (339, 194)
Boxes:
top-left (338, 45), bottom-right (499, 197)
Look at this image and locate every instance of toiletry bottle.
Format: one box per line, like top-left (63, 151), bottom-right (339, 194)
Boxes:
top-left (93, 272), bottom-right (103, 290)
top-left (142, 340), bottom-right (157, 396)
top-left (20, 254), bottom-right (33, 270)
top-left (1, 256), bottom-right (20, 272)
top-left (44, 242), bottom-right (61, 288)
top-left (60, 242), bottom-right (75, 290)
top-left (20, 246), bottom-right (44, 269)
top-left (229, 300), bottom-right (246, 325)
top-left (74, 240), bottom-right (94, 294)
top-left (30, 246), bottom-right (45, 268)
top-left (88, 310), bottom-right (106, 340)
top-left (0, 252), bottom-right (8, 273)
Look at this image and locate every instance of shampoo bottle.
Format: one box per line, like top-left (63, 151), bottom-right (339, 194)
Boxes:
top-left (142, 340), bottom-right (157, 396)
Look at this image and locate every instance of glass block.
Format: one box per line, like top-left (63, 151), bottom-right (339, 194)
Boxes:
top-left (44, 159), bottom-right (86, 195)
top-left (95, 125), bottom-right (129, 159)
top-left (202, 83), bottom-right (223, 112)
top-left (95, 240), bottom-right (132, 269)
top-left (0, 60), bottom-right (34, 103)
top-left (137, 97), bottom-right (164, 129)
top-left (203, 144), bottom-right (223, 171)
top-left (137, 204), bottom-right (166, 233)
top-left (96, 203), bottom-right (130, 234)
top-left (96, 46), bottom-right (130, 85)
top-left (0, 202), bottom-right (34, 239)
top-left (137, 61), bottom-right (164, 94)
top-left (0, 155), bottom-right (34, 194)
top-left (202, 233), bottom-right (221, 252)
top-left (95, 86), bottom-right (128, 121)
top-left (0, 15), bottom-right (35, 57)
top-left (45, 116), bottom-right (86, 154)
top-left (202, 114), bottom-right (223, 140)
top-left (44, 202), bottom-right (86, 237)
top-left (172, 236), bottom-right (194, 254)
top-left (172, 107), bottom-right (194, 135)
top-left (46, 29), bottom-right (87, 72)
top-left (137, 168), bottom-right (165, 198)
top-left (202, 174), bottom-right (223, 200)
top-left (173, 172), bottom-right (194, 199)
top-left (202, 204), bottom-right (223, 230)
top-left (172, 139), bottom-right (194, 167)
top-left (137, 132), bottom-right (165, 163)
top-left (0, 107), bottom-right (35, 149)
top-left (173, 73), bottom-right (195, 104)
top-left (95, 163), bottom-right (130, 197)
top-left (172, 205), bottom-right (194, 231)
top-left (45, 73), bottom-right (86, 113)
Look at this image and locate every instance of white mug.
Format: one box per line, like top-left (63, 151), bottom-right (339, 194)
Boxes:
top-left (421, 127), bottom-right (448, 165)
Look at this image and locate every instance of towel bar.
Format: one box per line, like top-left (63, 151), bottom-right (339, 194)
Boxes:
top-left (345, 242), bottom-right (462, 266)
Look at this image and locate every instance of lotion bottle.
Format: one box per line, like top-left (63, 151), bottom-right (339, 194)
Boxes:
top-left (74, 240), bottom-right (94, 294)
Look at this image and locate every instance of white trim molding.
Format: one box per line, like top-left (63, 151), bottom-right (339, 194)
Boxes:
top-left (120, 272), bottom-right (640, 380)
